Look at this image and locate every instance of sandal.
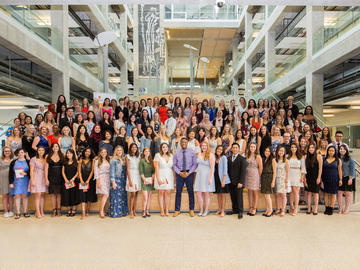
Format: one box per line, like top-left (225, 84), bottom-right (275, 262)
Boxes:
top-left (142, 210), bottom-right (147, 218)
top-left (56, 208), bottom-right (62, 216)
top-left (66, 210), bottom-right (72, 217)
top-left (15, 213), bottom-right (20, 219)
top-left (51, 209), bottom-right (57, 217)
top-left (23, 212), bottom-right (30, 218)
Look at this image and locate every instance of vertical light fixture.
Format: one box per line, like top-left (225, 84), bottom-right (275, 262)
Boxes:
top-left (184, 44), bottom-right (198, 99)
top-left (200, 57), bottom-right (209, 93)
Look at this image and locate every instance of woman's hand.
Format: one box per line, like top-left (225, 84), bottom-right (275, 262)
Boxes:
top-left (348, 178), bottom-right (353, 186)
top-left (129, 180), bottom-right (133, 187)
top-left (339, 180), bottom-right (343, 187)
top-left (112, 182), bottom-right (117, 190)
top-left (9, 184), bottom-right (14, 188)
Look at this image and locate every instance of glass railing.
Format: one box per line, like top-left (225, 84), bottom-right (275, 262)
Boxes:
top-left (313, 7), bottom-right (360, 54)
top-left (268, 42), bottom-right (306, 84)
top-left (1, 6), bottom-right (63, 53)
top-left (246, 19), bottom-right (265, 49)
top-left (267, 6), bottom-right (276, 17)
top-left (164, 5), bottom-right (241, 21)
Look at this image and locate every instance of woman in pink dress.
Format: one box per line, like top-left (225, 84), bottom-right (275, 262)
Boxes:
top-left (101, 98), bottom-right (113, 120)
top-left (30, 146), bottom-right (48, 218)
top-left (95, 147), bottom-right (111, 218)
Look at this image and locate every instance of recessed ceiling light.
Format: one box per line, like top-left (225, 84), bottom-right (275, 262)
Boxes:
top-left (323, 114), bottom-right (335, 117)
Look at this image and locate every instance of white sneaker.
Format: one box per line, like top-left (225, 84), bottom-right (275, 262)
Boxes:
top-left (8, 212), bottom-right (14, 217)
top-left (4, 212), bottom-right (9, 218)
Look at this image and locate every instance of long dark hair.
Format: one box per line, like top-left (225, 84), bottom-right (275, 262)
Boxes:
top-left (305, 143), bottom-right (318, 168)
top-left (46, 142), bottom-right (64, 163)
top-left (262, 146), bottom-right (273, 166)
top-left (64, 149), bottom-right (78, 167)
top-left (288, 143), bottom-right (302, 160)
top-left (81, 147), bottom-right (95, 160)
top-left (56, 95), bottom-right (67, 114)
top-left (76, 124), bottom-right (89, 142)
top-left (214, 145), bottom-right (224, 160)
top-left (339, 145), bottom-right (350, 162)
top-left (325, 145), bottom-right (339, 162)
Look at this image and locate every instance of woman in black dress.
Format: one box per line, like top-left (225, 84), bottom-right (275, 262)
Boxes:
top-left (78, 148), bottom-right (97, 218)
top-left (305, 143), bottom-right (323, 215)
top-left (114, 126), bottom-right (128, 154)
top-left (261, 147), bottom-right (275, 217)
top-left (89, 124), bottom-right (102, 155)
top-left (322, 146), bottom-right (342, 215)
top-left (45, 142), bottom-right (64, 217)
top-left (213, 145), bottom-right (230, 218)
top-left (75, 124), bottom-right (89, 158)
top-left (259, 126), bottom-right (272, 158)
top-left (99, 111), bottom-right (114, 139)
top-left (61, 149), bottom-right (79, 216)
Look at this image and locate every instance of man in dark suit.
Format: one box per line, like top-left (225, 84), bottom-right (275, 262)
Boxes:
top-left (227, 143), bottom-right (247, 219)
top-left (59, 107), bottom-right (74, 133)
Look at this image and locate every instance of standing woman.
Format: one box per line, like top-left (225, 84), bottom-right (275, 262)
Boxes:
top-left (32, 126), bottom-right (49, 155)
top-left (7, 127), bottom-right (22, 153)
top-left (58, 126), bottom-right (75, 155)
top-left (240, 112), bottom-right (250, 138)
top-left (137, 109), bottom-right (150, 137)
top-left (288, 143), bottom-right (306, 216)
top-left (244, 142), bottom-right (263, 216)
top-left (126, 143), bottom-right (142, 218)
top-left (78, 148), bottom-right (97, 218)
top-left (234, 129), bottom-right (246, 157)
top-left (127, 114), bottom-right (137, 136)
top-left (259, 126), bottom-right (271, 158)
top-left (57, 104), bottom-right (67, 125)
top-left (99, 130), bottom-right (114, 157)
top-left (86, 111), bottom-right (96, 135)
top-left (0, 147), bottom-right (14, 218)
top-left (338, 145), bottom-right (356, 214)
top-left (208, 127), bottom-right (222, 154)
top-left (173, 96), bottom-right (182, 118)
top-left (322, 146), bottom-right (342, 215)
top-left (207, 98), bottom-right (217, 122)
top-left (75, 124), bottom-right (89, 158)
top-left (72, 113), bottom-right (86, 136)
top-left (187, 130), bottom-right (200, 154)
top-left (197, 127), bottom-right (208, 145)
top-left (101, 98), bottom-right (113, 120)
top-left (22, 125), bottom-right (36, 159)
top-left (150, 112), bottom-right (161, 135)
top-left (213, 110), bottom-right (224, 133)
top-left (139, 147), bottom-right (155, 218)
top-left (214, 145), bottom-right (230, 217)
top-left (47, 124), bottom-right (61, 145)
top-left (127, 127), bottom-right (141, 149)
top-left (317, 127), bottom-right (332, 148)
top-left (250, 109), bottom-right (262, 131)
top-left (218, 99), bottom-right (228, 120)
top-left (114, 126), bottom-right (128, 154)
top-left (95, 148), bottom-right (111, 218)
top-left (305, 143), bottom-right (323, 215)
top-left (81, 98), bottom-right (90, 116)
top-left (271, 126), bottom-right (283, 155)
top-left (40, 111), bottom-right (55, 135)
top-left (158, 98), bottom-right (168, 124)
top-left (56, 95), bottom-right (67, 119)
top-left (30, 147), bottom-right (48, 218)
top-left (221, 123), bottom-right (234, 158)
top-left (9, 149), bottom-right (30, 219)
top-left (176, 107), bottom-right (189, 136)
top-left (317, 139), bottom-right (328, 157)
top-left (45, 142), bottom-right (64, 216)
top-left (90, 98), bottom-right (101, 123)
top-left (109, 146), bottom-right (129, 218)
top-left (247, 126), bottom-right (261, 152)
top-left (89, 124), bottom-right (102, 156)
top-left (187, 116), bottom-right (199, 135)
top-left (154, 143), bottom-right (174, 216)
top-left (194, 142), bottom-right (215, 217)
top-left (114, 110), bottom-right (126, 137)
top-left (195, 102), bottom-right (205, 124)
top-left (170, 128), bottom-right (182, 155)
top-left (140, 126), bottom-right (156, 156)
top-left (99, 111), bottom-right (114, 138)
top-left (261, 147), bottom-right (276, 217)
top-left (155, 125), bottom-right (171, 153)
top-left (61, 149), bottom-right (79, 217)
top-left (274, 146), bottom-right (290, 217)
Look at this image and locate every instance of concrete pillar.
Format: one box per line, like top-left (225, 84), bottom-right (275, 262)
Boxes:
top-left (133, 5), bottom-right (140, 97)
top-left (265, 30), bottom-right (276, 87)
top-left (97, 47), bottom-right (104, 81)
top-left (245, 10), bottom-right (253, 50)
top-left (244, 59), bottom-right (252, 100)
top-left (232, 35), bottom-right (240, 62)
top-left (232, 76), bottom-right (239, 98)
top-left (306, 73), bottom-right (324, 117)
top-left (51, 5), bottom-right (70, 103)
top-left (119, 10), bottom-right (128, 97)
top-left (306, 6), bottom-right (324, 117)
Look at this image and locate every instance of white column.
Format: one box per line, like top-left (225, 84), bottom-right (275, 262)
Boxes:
top-left (51, 5), bottom-right (69, 103)
top-left (265, 30), bottom-right (276, 87)
top-left (232, 77), bottom-right (239, 98)
top-left (306, 6), bottom-right (324, 117)
top-left (119, 10), bottom-right (128, 97)
top-left (97, 46), bottom-right (104, 81)
top-left (245, 10), bottom-right (252, 49)
top-left (244, 59), bottom-right (252, 100)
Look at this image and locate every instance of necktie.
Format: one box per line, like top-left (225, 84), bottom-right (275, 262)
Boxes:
top-left (182, 150), bottom-right (186, 172)
top-left (150, 108), bottom-right (153, 120)
top-left (232, 155), bottom-right (236, 162)
top-left (337, 143), bottom-right (340, 152)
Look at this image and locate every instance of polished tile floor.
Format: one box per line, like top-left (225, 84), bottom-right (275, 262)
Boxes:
top-left (0, 211), bottom-right (359, 270)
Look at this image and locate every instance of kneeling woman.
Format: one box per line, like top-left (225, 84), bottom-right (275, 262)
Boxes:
top-left (214, 145), bottom-right (230, 217)
top-left (139, 147), bottom-right (155, 218)
top-left (95, 148), bottom-right (111, 218)
top-left (61, 149), bottom-right (80, 217)
top-left (9, 149), bottom-right (30, 219)
top-left (109, 146), bottom-right (129, 217)
top-left (126, 143), bottom-right (141, 218)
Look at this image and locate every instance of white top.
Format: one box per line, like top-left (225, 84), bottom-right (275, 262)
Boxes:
top-left (165, 117), bottom-right (176, 136)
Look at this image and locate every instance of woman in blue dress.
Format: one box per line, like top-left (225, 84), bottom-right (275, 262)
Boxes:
top-left (32, 126), bottom-right (49, 154)
top-left (322, 145), bottom-right (342, 215)
top-left (9, 149), bottom-right (30, 219)
top-left (109, 146), bottom-right (129, 217)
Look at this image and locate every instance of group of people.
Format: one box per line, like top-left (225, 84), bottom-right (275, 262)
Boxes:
top-left (0, 94), bottom-right (356, 220)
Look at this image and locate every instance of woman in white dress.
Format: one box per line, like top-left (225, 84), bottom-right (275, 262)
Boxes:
top-left (194, 141), bottom-right (215, 217)
top-left (288, 143), bottom-right (306, 216)
top-left (208, 127), bottom-right (222, 154)
top-left (274, 146), bottom-right (290, 217)
top-left (154, 143), bottom-right (174, 216)
top-left (187, 129), bottom-right (200, 154)
top-left (126, 143), bottom-right (141, 218)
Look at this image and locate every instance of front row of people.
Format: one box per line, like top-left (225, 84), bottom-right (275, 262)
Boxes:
top-left (1, 137), bottom-right (355, 219)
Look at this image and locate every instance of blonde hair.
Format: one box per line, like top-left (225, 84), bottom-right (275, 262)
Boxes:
top-left (112, 146), bottom-right (124, 160)
top-left (61, 126), bottom-right (71, 136)
top-left (201, 141), bottom-right (211, 161)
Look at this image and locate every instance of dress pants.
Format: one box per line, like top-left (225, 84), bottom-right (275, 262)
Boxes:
top-left (229, 183), bottom-right (243, 214)
top-left (175, 173), bottom-right (195, 211)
